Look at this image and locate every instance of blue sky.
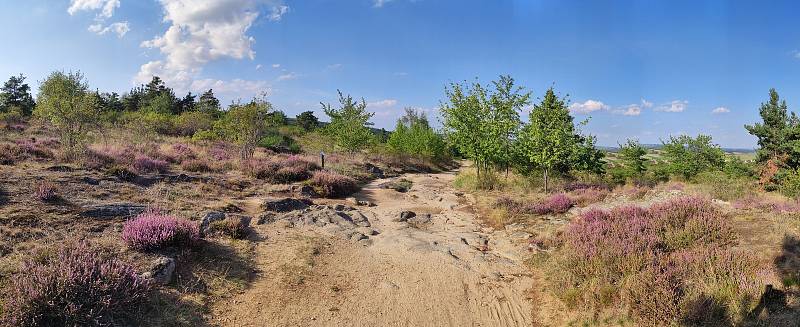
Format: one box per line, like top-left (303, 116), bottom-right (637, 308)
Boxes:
top-left (2, 0), bottom-right (800, 148)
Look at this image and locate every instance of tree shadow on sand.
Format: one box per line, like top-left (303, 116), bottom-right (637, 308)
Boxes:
top-left (744, 234), bottom-right (800, 326)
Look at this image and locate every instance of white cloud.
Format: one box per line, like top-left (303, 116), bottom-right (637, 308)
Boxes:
top-left (277, 72), bottom-right (300, 81)
top-left (255, 64), bottom-right (263, 70)
top-left (368, 99), bottom-right (398, 108)
top-left (614, 104), bottom-right (642, 116)
top-left (655, 100), bottom-right (688, 112)
top-left (393, 72), bottom-right (409, 76)
top-left (68, 0), bottom-right (119, 19)
top-left (640, 98), bottom-right (653, 108)
top-left (712, 106), bottom-right (730, 114)
top-left (135, 0), bottom-right (288, 97)
top-left (326, 63), bottom-right (343, 70)
top-left (373, 0), bottom-right (392, 8)
top-left (269, 5), bottom-right (289, 21)
top-left (271, 64), bottom-right (281, 68)
top-left (569, 99), bottom-right (609, 114)
top-left (88, 21), bottom-right (130, 37)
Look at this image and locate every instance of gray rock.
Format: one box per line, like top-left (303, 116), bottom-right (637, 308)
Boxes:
top-left (350, 211), bottom-right (371, 227)
top-left (408, 213), bottom-right (431, 225)
top-left (262, 198), bottom-right (312, 212)
top-left (256, 212), bottom-right (277, 225)
top-left (333, 204), bottom-right (347, 211)
top-left (364, 163), bottom-right (384, 178)
top-left (394, 211), bottom-right (416, 222)
top-left (349, 232), bottom-right (367, 242)
top-left (199, 211), bottom-right (226, 236)
top-left (299, 185), bottom-right (318, 197)
top-left (80, 203), bottom-right (146, 218)
top-left (142, 256), bottom-right (176, 285)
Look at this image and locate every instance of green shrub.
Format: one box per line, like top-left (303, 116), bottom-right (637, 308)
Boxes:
top-left (661, 134), bottom-right (725, 179)
top-left (779, 168), bottom-right (800, 198)
top-left (693, 170), bottom-right (756, 201)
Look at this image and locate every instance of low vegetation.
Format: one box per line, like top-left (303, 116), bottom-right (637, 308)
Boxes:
top-left (122, 210), bottom-right (200, 251)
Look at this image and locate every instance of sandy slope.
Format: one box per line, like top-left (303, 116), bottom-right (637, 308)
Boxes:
top-left (211, 170), bottom-right (534, 326)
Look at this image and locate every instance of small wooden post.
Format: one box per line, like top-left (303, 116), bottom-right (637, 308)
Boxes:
top-left (320, 151), bottom-right (325, 169)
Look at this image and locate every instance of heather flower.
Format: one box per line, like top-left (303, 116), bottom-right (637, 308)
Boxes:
top-left (0, 243), bottom-right (151, 326)
top-left (122, 209), bottom-right (199, 251)
top-left (132, 154), bottom-right (169, 174)
top-left (33, 181), bottom-right (58, 202)
top-left (309, 170), bottom-right (359, 198)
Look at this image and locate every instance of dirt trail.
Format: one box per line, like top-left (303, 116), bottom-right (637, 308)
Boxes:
top-left (212, 170), bottom-right (534, 326)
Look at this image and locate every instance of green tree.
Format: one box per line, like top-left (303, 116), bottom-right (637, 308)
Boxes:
top-left (197, 89), bottom-right (222, 116)
top-left (215, 97), bottom-right (272, 160)
top-left (322, 90), bottom-right (375, 153)
top-left (618, 139), bottom-right (648, 176)
top-left (489, 75), bottom-right (531, 175)
top-left (661, 134), bottom-right (725, 179)
top-left (388, 108), bottom-right (447, 160)
top-left (34, 71), bottom-right (100, 159)
top-left (0, 74), bottom-right (36, 116)
top-left (296, 111), bottom-right (320, 131)
top-left (570, 134), bottom-right (606, 174)
top-left (515, 88), bottom-right (576, 192)
top-left (745, 89), bottom-right (799, 164)
top-left (441, 80), bottom-right (493, 178)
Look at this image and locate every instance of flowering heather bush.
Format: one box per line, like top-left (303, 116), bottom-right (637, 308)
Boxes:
top-left (180, 158), bottom-right (215, 173)
top-left (547, 196), bottom-right (767, 325)
top-left (568, 187), bottom-right (610, 206)
top-left (0, 243), bottom-right (151, 326)
top-left (732, 194), bottom-right (800, 213)
top-left (33, 181), bottom-right (58, 202)
top-left (16, 138), bottom-right (56, 159)
top-left (0, 142), bottom-right (24, 164)
top-left (122, 209), bottom-right (200, 251)
top-left (132, 154), bottom-right (169, 174)
top-left (309, 170), bottom-right (359, 198)
top-left (495, 193), bottom-right (575, 216)
top-left (208, 142), bottom-right (232, 161)
top-left (243, 155), bottom-right (320, 183)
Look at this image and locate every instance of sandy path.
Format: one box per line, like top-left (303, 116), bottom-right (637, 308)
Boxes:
top-left (211, 170), bottom-right (534, 326)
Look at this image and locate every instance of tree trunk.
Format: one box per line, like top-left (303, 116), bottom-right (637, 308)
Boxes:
top-left (544, 168), bottom-right (549, 193)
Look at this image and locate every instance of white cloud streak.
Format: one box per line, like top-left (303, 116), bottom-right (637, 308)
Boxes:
top-left (712, 107), bottom-right (730, 114)
top-left (569, 99), bottom-right (608, 114)
top-left (88, 21), bottom-right (129, 37)
top-left (655, 100), bottom-right (688, 113)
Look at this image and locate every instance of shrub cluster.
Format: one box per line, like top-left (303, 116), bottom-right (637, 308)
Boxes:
top-left (0, 138), bottom-right (57, 165)
top-left (0, 243), bottom-right (151, 326)
top-left (122, 209), bottom-right (200, 251)
top-left (33, 181), bottom-right (58, 202)
top-left (132, 154), bottom-right (169, 174)
top-left (243, 155), bottom-right (320, 183)
top-left (546, 197), bottom-right (768, 325)
top-left (309, 170), bottom-right (359, 198)
top-left (495, 193), bottom-right (575, 216)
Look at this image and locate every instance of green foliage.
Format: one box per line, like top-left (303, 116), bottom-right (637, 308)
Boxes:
top-left (661, 134), bottom-right (725, 179)
top-left (515, 88), bottom-right (603, 190)
top-left (197, 89), bottom-right (222, 116)
top-left (0, 74), bottom-right (36, 116)
top-left (618, 139), bottom-right (647, 176)
top-left (216, 97), bottom-right (272, 160)
top-left (724, 155), bottom-right (756, 178)
top-left (321, 90), bottom-right (375, 153)
top-left (387, 108), bottom-right (447, 160)
top-left (745, 88), bottom-right (800, 166)
top-left (34, 71), bottom-right (101, 159)
top-left (296, 111), bottom-right (320, 131)
top-left (440, 75), bottom-right (530, 183)
top-left (778, 168), bottom-right (800, 198)
top-left (694, 170), bottom-right (756, 201)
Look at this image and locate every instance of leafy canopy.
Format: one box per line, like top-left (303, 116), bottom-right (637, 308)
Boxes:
top-left (322, 90), bottom-right (375, 153)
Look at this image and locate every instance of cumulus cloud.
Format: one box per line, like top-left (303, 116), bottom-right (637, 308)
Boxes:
top-left (368, 99), bottom-right (398, 108)
top-left (712, 107), bottom-right (730, 114)
top-left (271, 63), bottom-right (281, 68)
top-left (569, 100), bottom-right (609, 114)
top-left (88, 21), bottom-right (129, 37)
top-left (68, 0), bottom-right (119, 19)
top-left (255, 64), bottom-right (263, 70)
top-left (655, 100), bottom-right (688, 112)
top-left (68, 0), bottom-right (129, 37)
top-left (641, 98), bottom-right (653, 108)
top-left (191, 78), bottom-right (271, 98)
top-left (135, 0), bottom-right (287, 97)
top-left (614, 104), bottom-right (642, 116)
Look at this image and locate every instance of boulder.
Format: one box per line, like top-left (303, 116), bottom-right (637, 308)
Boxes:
top-left (142, 256), bottom-right (176, 285)
top-left (80, 203), bottom-right (146, 218)
top-left (263, 198), bottom-right (312, 212)
top-left (350, 211), bottom-right (371, 227)
top-left (256, 212), bottom-right (277, 225)
top-left (199, 211), bottom-right (226, 236)
top-left (364, 163), bottom-right (384, 178)
top-left (408, 213), bottom-right (432, 226)
top-left (394, 211), bottom-right (416, 222)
